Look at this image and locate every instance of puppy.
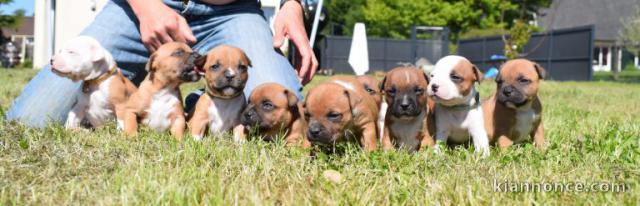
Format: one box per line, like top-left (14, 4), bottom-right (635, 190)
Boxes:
top-left (380, 67), bottom-right (435, 151)
top-left (240, 83), bottom-right (309, 147)
top-left (50, 36), bottom-right (137, 129)
top-left (482, 59), bottom-right (545, 148)
top-left (123, 42), bottom-right (202, 140)
top-left (188, 45), bottom-right (249, 141)
top-left (304, 76), bottom-right (379, 151)
top-left (428, 55), bottom-right (490, 156)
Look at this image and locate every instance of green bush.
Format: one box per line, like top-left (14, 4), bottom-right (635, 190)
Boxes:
top-left (19, 58), bottom-right (32, 69)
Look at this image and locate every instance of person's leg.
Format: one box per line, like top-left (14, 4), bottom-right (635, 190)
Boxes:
top-left (188, 8), bottom-right (303, 99)
top-left (5, 0), bottom-right (151, 128)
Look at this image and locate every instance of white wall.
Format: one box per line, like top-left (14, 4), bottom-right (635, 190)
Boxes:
top-left (33, 0), bottom-right (108, 69)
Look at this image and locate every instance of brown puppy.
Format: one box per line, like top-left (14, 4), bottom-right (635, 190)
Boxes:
top-left (189, 45), bottom-right (250, 141)
top-left (240, 83), bottom-right (309, 147)
top-left (356, 75), bottom-right (382, 107)
top-left (123, 42), bottom-right (202, 140)
top-left (380, 67), bottom-right (435, 151)
top-left (304, 76), bottom-right (379, 151)
top-left (482, 59), bottom-right (545, 148)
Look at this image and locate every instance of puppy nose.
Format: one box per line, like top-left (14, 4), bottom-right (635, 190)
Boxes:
top-left (400, 95), bottom-right (411, 110)
top-left (503, 87), bottom-right (514, 96)
top-left (224, 70), bottom-right (236, 79)
top-left (309, 127), bottom-right (321, 136)
top-left (400, 103), bottom-right (410, 110)
top-left (431, 84), bottom-right (439, 92)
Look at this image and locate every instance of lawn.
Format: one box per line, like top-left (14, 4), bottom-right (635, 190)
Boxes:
top-left (0, 68), bottom-right (639, 205)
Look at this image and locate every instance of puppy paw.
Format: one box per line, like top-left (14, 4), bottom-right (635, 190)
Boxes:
top-left (193, 135), bottom-right (203, 141)
top-left (116, 120), bottom-right (124, 131)
top-left (476, 147), bottom-right (490, 158)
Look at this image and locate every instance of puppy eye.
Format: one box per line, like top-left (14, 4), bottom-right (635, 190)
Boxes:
top-left (450, 74), bottom-right (462, 82)
top-left (238, 64), bottom-right (248, 71)
top-left (364, 86), bottom-right (375, 94)
top-left (430, 74), bottom-right (434, 78)
top-left (262, 101), bottom-right (274, 110)
top-left (171, 50), bottom-right (184, 57)
top-left (304, 111), bottom-right (311, 121)
top-left (415, 87), bottom-right (424, 95)
top-left (387, 88), bottom-right (396, 97)
top-left (211, 63), bottom-right (220, 71)
top-left (496, 79), bottom-right (504, 86)
top-left (326, 112), bottom-right (342, 121)
top-left (518, 78), bottom-right (531, 84)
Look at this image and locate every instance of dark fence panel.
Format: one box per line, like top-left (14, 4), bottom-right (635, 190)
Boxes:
top-left (320, 36), bottom-right (449, 73)
top-left (457, 25), bottom-right (594, 81)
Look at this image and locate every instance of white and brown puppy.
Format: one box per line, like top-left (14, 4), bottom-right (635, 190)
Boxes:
top-left (380, 67), bottom-right (435, 151)
top-left (123, 42), bottom-right (202, 140)
top-left (482, 59), bottom-right (545, 148)
top-left (304, 76), bottom-right (379, 151)
top-left (50, 36), bottom-right (137, 129)
top-left (428, 55), bottom-right (490, 156)
top-left (188, 45), bottom-right (249, 141)
top-left (240, 83), bottom-right (309, 147)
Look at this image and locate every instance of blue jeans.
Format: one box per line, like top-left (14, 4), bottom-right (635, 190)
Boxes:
top-left (6, 0), bottom-right (302, 128)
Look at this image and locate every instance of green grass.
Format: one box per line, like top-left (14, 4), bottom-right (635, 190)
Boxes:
top-left (1, 69), bottom-right (639, 205)
top-left (593, 70), bottom-right (640, 82)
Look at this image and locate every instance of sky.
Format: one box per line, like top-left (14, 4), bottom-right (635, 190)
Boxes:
top-left (1, 0), bottom-right (34, 16)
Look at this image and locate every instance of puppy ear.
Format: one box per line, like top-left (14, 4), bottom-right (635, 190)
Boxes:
top-left (534, 63), bottom-right (546, 80)
top-left (343, 90), bottom-right (361, 116)
top-left (379, 76), bottom-right (387, 92)
top-left (422, 71), bottom-right (430, 84)
top-left (472, 64), bottom-right (483, 83)
top-left (90, 44), bottom-right (105, 62)
top-left (145, 53), bottom-right (156, 72)
top-left (243, 53), bottom-right (252, 68)
top-left (284, 89), bottom-right (298, 108)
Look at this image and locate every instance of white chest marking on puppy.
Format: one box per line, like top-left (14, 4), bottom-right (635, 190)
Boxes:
top-left (81, 77), bottom-right (116, 127)
top-left (207, 94), bottom-right (246, 136)
top-left (513, 109), bottom-right (539, 143)
top-left (142, 89), bottom-right (180, 132)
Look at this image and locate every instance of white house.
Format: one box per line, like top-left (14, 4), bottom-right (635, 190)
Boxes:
top-left (33, 0), bottom-right (281, 69)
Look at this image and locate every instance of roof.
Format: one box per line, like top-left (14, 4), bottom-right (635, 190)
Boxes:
top-left (538, 0), bottom-right (640, 41)
top-left (2, 16), bottom-right (34, 36)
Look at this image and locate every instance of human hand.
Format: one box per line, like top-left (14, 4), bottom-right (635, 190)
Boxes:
top-left (273, 1), bottom-right (318, 85)
top-left (128, 0), bottom-right (196, 52)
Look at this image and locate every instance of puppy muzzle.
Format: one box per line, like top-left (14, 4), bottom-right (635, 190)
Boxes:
top-left (213, 72), bottom-right (245, 97)
top-left (306, 122), bottom-right (334, 145)
top-left (240, 106), bottom-right (264, 129)
top-left (497, 85), bottom-right (528, 108)
top-left (391, 95), bottom-right (421, 117)
top-left (179, 53), bottom-right (202, 82)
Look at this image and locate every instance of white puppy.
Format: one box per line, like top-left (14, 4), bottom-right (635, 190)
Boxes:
top-left (427, 55), bottom-right (490, 156)
top-left (51, 36), bottom-right (137, 129)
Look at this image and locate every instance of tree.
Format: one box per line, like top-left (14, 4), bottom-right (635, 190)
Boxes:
top-left (0, 0), bottom-right (25, 45)
top-left (619, 7), bottom-right (640, 63)
top-left (323, 0), bottom-right (552, 42)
